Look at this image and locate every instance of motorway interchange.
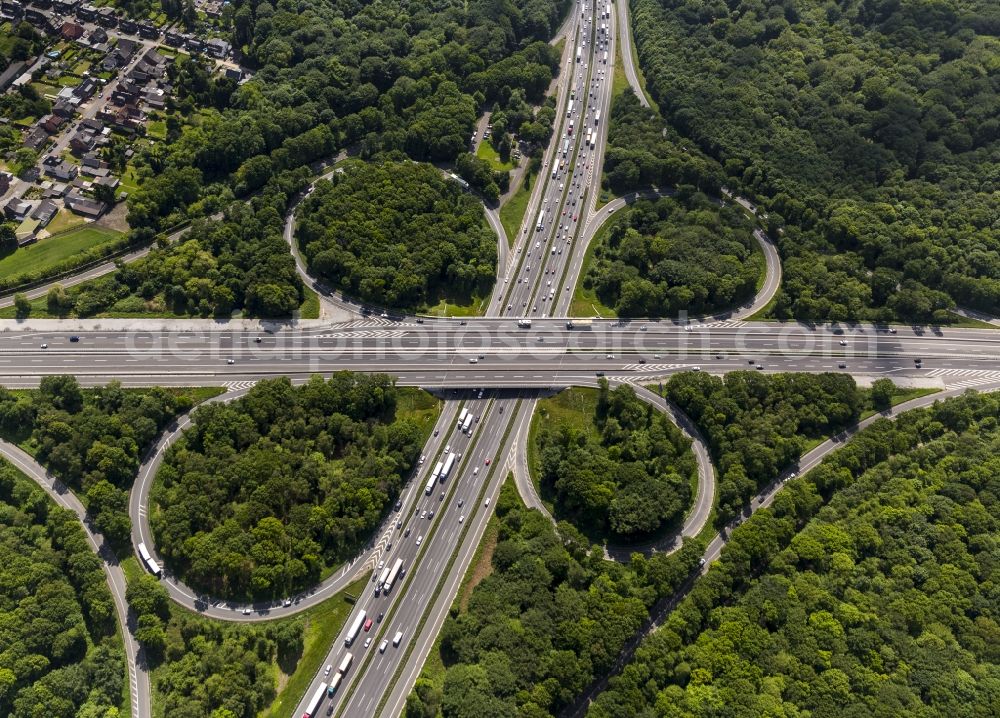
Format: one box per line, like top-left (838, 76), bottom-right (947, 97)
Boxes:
top-left (3, 2), bottom-right (1000, 717)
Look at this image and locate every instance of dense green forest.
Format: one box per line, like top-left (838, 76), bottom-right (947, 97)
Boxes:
top-left (125, 568), bottom-right (294, 717)
top-left (0, 461), bottom-right (125, 717)
top-left (298, 162), bottom-right (497, 309)
top-left (631, 0), bottom-right (1000, 322)
top-left (104, 0), bottom-right (566, 317)
top-left (533, 383), bottom-right (696, 540)
top-left (0, 378), bottom-right (205, 549)
top-left (665, 372), bottom-right (863, 524)
top-left (581, 193), bottom-right (762, 317)
top-left (603, 89), bottom-right (725, 195)
top-left (151, 374), bottom-right (437, 599)
top-left (407, 477), bottom-right (705, 718)
top-left (589, 389), bottom-right (1000, 717)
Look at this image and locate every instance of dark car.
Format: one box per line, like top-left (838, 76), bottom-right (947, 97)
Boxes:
top-left (69, 336), bottom-right (80, 342)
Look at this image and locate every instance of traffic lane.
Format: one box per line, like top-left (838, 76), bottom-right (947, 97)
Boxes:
top-left (0, 344), bottom-right (994, 374)
top-left (379, 397), bottom-right (535, 717)
top-left (327, 397), bottom-right (515, 717)
top-left (6, 332), bottom-right (1000, 362)
top-left (293, 401), bottom-right (496, 717)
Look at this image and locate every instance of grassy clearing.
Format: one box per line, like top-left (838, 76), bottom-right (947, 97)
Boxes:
top-left (118, 165), bottom-right (143, 197)
top-left (945, 312), bottom-right (998, 329)
top-left (475, 140), bottom-right (515, 171)
top-left (45, 208), bottom-right (87, 234)
top-left (298, 285), bottom-right (320, 319)
top-left (859, 386), bottom-right (941, 420)
top-left (423, 294), bottom-right (487, 317)
top-left (260, 576), bottom-right (368, 718)
top-left (396, 388), bottom-right (443, 444)
top-left (146, 119), bottom-right (167, 140)
top-left (611, 34), bottom-right (629, 99)
top-left (569, 216), bottom-right (619, 318)
top-left (0, 225), bottom-right (123, 281)
top-left (499, 166), bottom-right (535, 244)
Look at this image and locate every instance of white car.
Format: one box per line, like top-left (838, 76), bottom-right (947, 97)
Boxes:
top-left (324, 665), bottom-right (332, 677)
top-left (364, 637), bottom-right (372, 648)
top-left (459, 515), bottom-right (465, 523)
top-left (419, 454), bottom-right (425, 464)
top-left (416, 535), bottom-right (423, 546)
top-left (40, 343), bottom-right (47, 349)
top-left (379, 639), bottom-right (388, 653)
top-left (606, 354), bottom-right (614, 359)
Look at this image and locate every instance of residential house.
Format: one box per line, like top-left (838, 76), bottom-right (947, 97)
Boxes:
top-left (186, 37), bottom-right (205, 54)
top-left (74, 2), bottom-right (95, 20)
top-left (73, 77), bottom-right (98, 100)
top-left (118, 17), bottom-right (136, 34)
top-left (95, 6), bottom-right (116, 26)
top-left (24, 7), bottom-right (51, 25)
top-left (65, 192), bottom-right (105, 218)
top-left (206, 38), bottom-right (230, 59)
top-left (96, 102), bottom-right (144, 133)
top-left (143, 87), bottom-right (165, 111)
top-left (0, 172), bottom-right (11, 195)
top-left (23, 126), bottom-right (49, 150)
top-left (44, 181), bottom-right (69, 198)
top-left (137, 23), bottom-right (159, 39)
top-left (52, 0), bottom-right (77, 12)
top-left (45, 161), bottom-right (78, 182)
top-left (52, 98), bottom-right (76, 119)
top-left (224, 67), bottom-right (243, 83)
top-left (69, 129), bottom-right (97, 155)
top-left (1, 0), bottom-right (24, 18)
top-left (111, 79), bottom-right (141, 106)
top-left (80, 118), bottom-right (104, 134)
top-left (33, 0), bottom-right (52, 7)
top-left (93, 175), bottom-right (118, 191)
top-left (0, 61), bottom-right (26, 93)
top-left (39, 113), bottom-right (65, 134)
top-left (102, 37), bottom-right (139, 71)
top-left (3, 198), bottom-right (31, 220)
top-left (31, 199), bottom-right (58, 227)
top-left (15, 218), bottom-right (39, 244)
top-left (202, 0), bottom-right (223, 18)
top-left (164, 30), bottom-right (185, 46)
top-left (86, 26), bottom-right (107, 45)
top-left (60, 20), bottom-right (84, 40)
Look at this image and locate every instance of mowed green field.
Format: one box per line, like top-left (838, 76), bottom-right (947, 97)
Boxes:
top-left (0, 225), bottom-right (123, 280)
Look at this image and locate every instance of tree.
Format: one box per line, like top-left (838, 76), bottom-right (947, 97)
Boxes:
top-left (869, 378), bottom-right (895, 410)
top-left (46, 285), bottom-right (74, 316)
top-left (0, 222), bottom-right (16, 253)
top-left (13, 293), bottom-right (30, 319)
top-left (13, 147), bottom-right (38, 177)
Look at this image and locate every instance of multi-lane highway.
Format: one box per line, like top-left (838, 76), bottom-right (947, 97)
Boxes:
top-left (2, 319), bottom-right (999, 387)
top-left (290, 392), bottom-right (530, 718)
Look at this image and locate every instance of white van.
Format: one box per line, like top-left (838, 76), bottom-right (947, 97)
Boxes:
top-left (393, 631), bottom-right (403, 647)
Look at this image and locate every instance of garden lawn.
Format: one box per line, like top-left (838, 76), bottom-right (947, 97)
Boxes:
top-left (0, 225), bottom-right (123, 281)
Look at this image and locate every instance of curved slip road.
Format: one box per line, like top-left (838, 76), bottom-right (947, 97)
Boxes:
top-left (562, 380), bottom-right (1000, 717)
top-left (511, 382), bottom-right (715, 562)
top-left (130, 386), bottom-right (460, 621)
top-left (555, 188), bottom-right (782, 322)
top-left (0, 438), bottom-right (149, 718)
